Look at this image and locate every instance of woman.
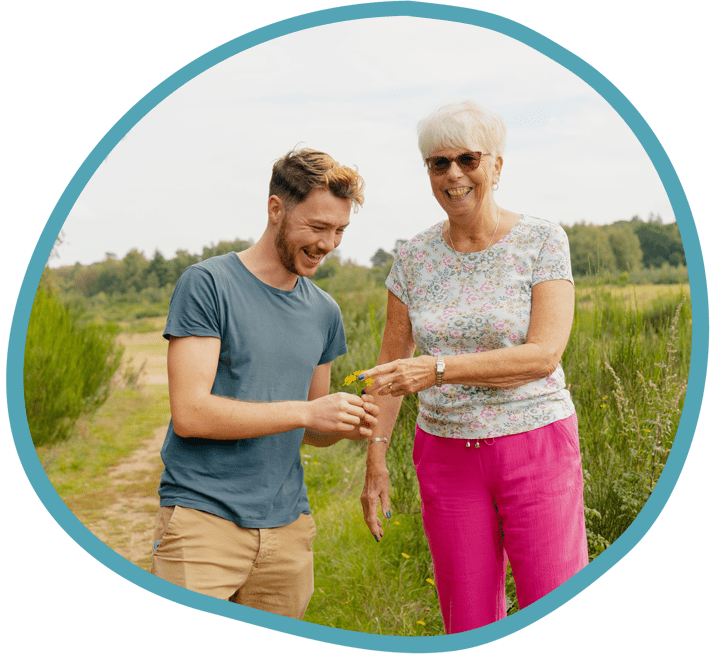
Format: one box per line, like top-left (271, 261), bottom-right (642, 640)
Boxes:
top-left (359, 100), bottom-right (588, 633)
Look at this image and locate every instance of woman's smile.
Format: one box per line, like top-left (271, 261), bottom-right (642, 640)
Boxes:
top-left (445, 187), bottom-right (472, 202)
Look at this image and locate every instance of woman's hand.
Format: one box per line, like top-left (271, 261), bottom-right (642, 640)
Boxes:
top-left (361, 459), bottom-right (392, 542)
top-left (360, 355), bottom-right (436, 397)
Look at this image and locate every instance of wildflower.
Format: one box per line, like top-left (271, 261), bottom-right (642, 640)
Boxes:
top-left (417, 620), bottom-right (426, 626)
top-left (343, 369), bottom-right (374, 394)
top-left (402, 553), bottom-right (410, 559)
top-left (426, 578), bottom-right (435, 586)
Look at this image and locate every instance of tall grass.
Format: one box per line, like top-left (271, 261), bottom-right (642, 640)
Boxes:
top-left (24, 284), bottom-right (124, 446)
top-left (304, 279), bottom-right (691, 633)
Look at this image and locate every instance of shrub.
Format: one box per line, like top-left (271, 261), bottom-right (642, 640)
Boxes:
top-left (24, 285), bottom-right (123, 446)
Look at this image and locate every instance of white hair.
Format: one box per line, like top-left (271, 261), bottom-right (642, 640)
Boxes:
top-left (417, 100), bottom-right (507, 161)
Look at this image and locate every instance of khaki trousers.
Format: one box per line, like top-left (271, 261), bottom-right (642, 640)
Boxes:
top-left (151, 506), bottom-right (316, 619)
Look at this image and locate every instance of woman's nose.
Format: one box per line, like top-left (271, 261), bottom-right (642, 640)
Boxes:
top-left (446, 161), bottom-right (464, 179)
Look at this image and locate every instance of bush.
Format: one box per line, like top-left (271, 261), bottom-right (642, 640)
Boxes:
top-left (24, 285), bottom-right (123, 446)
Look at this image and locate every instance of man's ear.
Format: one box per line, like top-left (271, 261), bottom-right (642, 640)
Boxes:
top-left (267, 195), bottom-right (286, 227)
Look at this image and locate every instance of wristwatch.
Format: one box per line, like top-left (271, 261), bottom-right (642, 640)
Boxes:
top-left (435, 356), bottom-right (445, 386)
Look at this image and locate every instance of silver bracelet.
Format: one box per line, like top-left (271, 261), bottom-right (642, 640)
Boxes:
top-left (368, 437), bottom-right (388, 445)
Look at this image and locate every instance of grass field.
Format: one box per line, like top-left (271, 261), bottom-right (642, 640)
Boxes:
top-left (34, 281), bottom-right (691, 636)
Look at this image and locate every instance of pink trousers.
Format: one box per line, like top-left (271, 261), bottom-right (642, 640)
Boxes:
top-left (414, 414), bottom-right (588, 633)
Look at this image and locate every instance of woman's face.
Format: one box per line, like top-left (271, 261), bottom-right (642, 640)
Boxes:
top-left (427, 146), bottom-right (503, 220)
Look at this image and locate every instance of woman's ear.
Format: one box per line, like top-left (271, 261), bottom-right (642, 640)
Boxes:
top-left (493, 155), bottom-right (504, 182)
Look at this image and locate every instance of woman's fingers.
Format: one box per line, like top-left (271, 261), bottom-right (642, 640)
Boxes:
top-left (360, 363), bottom-right (399, 396)
top-left (361, 355), bottom-right (436, 396)
top-left (361, 465), bottom-right (391, 542)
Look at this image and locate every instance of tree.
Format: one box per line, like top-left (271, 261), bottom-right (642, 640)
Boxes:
top-left (632, 218), bottom-right (686, 268)
top-left (146, 249), bottom-right (172, 288)
top-left (370, 248), bottom-right (394, 269)
top-left (24, 282), bottom-right (123, 446)
top-left (607, 222), bottom-right (643, 272)
top-left (120, 249), bottom-right (149, 293)
top-left (563, 222), bottom-right (617, 276)
top-left (202, 238), bottom-right (253, 260)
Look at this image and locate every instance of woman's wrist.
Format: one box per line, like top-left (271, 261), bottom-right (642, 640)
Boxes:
top-left (435, 355), bottom-right (446, 386)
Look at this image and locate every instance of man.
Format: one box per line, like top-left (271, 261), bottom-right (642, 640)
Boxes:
top-left (151, 148), bottom-right (378, 619)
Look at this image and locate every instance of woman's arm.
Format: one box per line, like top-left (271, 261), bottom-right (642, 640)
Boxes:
top-left (361, 278), bottom-right (575, 397)
top-left (360, 291), bottom-right (416, 541)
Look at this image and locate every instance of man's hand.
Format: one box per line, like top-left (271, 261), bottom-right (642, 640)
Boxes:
top-left (343, 392), bottom-right (379, 440)
top-left (305, 392), bottom-right (368, 434)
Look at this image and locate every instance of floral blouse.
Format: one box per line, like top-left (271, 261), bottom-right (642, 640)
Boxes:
top-left (386, 214), bottom-right (576, 440)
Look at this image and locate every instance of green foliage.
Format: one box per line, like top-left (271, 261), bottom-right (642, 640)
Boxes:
top-left (201, 238), bottom-right (253, 260)
top-left (24, 283), bottom-right (124, 446)
top-left (302, 440), bottom-right (441, 634)
top-left (320, 278), bottom-right (690, 627)
top-left (631, 215), bottom-right (686, 268)
top-left (563, 214), bottom-right (685, 278)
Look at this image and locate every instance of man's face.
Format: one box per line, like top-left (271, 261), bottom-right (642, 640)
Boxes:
top-left (274, 188), bottom-right (351, 277)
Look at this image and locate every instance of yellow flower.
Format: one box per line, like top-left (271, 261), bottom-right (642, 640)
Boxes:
top-left (426, 578), bottom-right (435, 586)
top-left (401, 553), bottom-right (410, 559)
top-left (343, 369), bottom-right (373, 394)
top-left (417, 620), bottom-right (426, 626)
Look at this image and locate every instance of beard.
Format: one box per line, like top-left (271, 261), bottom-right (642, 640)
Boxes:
top-left (274, 216), bottom-right (300, 276)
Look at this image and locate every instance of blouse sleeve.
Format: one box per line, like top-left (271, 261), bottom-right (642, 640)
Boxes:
top-left (532, 223), bottom-right (574, 286)
top-left (385, 254), bottom-right (411, 305)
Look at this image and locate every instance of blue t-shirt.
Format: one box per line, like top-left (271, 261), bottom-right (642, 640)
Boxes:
top-left (158, 252), bottom-right (347, 528)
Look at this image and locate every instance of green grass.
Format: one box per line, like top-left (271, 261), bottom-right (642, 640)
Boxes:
top-left (37, 385), bottom-right (170, 521)
top-left (302, 440), bottom-right (441, 635)
top-left (33, 278), bottom-right (691, 636)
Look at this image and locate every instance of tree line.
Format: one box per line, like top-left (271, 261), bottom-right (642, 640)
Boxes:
top-left (48, 215), bottom-right (685, 301)
top-left (562, 214), bottom-right (685, 277)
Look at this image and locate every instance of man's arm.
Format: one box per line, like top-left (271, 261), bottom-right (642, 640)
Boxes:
top-left (168, 335), bottom-right (369, 439)
top-left (302, 362), bottom-right (379, 447)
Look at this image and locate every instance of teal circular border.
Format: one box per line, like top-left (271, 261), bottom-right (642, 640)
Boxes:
top-left (7, 2), bottom-right (707, 651)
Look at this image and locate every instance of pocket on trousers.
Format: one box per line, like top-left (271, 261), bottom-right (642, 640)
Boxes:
top-left (152, 505), bottom-right (177, 553)
top-left (412, 425), bottom-right (426, 469)
top-left (553, 414), bottom-right (581, 460)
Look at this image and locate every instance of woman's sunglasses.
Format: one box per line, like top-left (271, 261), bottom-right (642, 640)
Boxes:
top-left (425, 151), bottom-right (488, 175)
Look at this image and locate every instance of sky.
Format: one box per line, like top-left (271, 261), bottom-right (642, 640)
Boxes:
top-left (52, 16), bottom-right (674, 269)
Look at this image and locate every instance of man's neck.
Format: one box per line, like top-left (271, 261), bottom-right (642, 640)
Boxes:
top-left (236, 240), bottom-right (299, 291)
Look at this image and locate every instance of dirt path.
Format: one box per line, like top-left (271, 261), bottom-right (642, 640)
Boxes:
top-left (85, 326), bottom-right (170, 572)
top-left (89, 423), bottom-right (167, 571)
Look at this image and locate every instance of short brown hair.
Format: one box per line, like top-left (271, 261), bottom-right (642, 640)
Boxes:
top-left (269, 148), bottom-right (365, 212)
